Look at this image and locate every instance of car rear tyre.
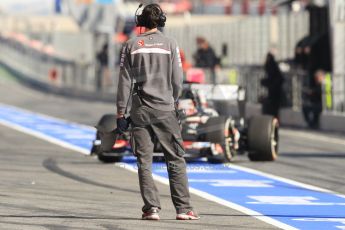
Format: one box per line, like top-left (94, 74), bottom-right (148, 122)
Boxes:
top-left (202, 116), bottom-right (235, 163)
top-left (97, 114), bottom-right (117, 132)
top-left (207, 154), bottom-right (228, 164)
top-left (98, 154), bottom-right (123, 163)
top-left (96, 114), bottom-right (118, 152)
top-left (248, 115), bottom-right (279, 161)
top-left (96, 114), bottom-right (123, 163)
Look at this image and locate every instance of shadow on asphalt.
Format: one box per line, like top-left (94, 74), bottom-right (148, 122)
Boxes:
top-left (0, 215), bottom-right (138, 220)
top-left (42, 158), bottom-right (173, 198)
top-left (280, 152), bottom-right (345, 158)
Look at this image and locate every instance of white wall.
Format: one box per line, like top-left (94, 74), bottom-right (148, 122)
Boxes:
top-left (0, 0), bottom-right (55, 15)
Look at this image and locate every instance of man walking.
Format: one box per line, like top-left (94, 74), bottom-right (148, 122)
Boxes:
top-left (116, 3), bottom-right (199, 221)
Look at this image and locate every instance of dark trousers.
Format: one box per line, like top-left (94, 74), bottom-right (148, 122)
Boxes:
top-left (130, 95), bottom-right (193, 214)
top-left (262, 97), bottom-right (280, 119)
top-left (302, 105), bottom-right (322, 129)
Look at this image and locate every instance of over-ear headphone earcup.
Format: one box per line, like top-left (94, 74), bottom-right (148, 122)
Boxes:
top-left (158, 14), bottom-right (166, 27)
top-left (135, 3), bottom-right (144, 27)
top-left (136, 4), bottom-right (166, 28)
top-left (135, 15), bottom-right (139, 26)
top-left (136, 14), bottom-right (145, 27)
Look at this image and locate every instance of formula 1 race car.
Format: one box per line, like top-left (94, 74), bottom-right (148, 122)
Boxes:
top-left (91, 83), bottom-right (279, 163)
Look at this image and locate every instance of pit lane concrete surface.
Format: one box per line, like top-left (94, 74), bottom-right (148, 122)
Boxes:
top-left (1, 70), bottom-right (345, 230)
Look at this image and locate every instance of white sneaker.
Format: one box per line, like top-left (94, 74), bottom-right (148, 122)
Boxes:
top-left (176, 211), bottom-right (200, 220)
top-left (142, 207), bottom-right (160, 220)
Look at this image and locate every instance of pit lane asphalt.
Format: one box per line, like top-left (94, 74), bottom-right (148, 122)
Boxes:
top-left (0, 72), bottom-right (344, 229)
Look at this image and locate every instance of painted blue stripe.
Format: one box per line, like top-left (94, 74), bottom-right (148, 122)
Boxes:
top-left (1, 104), bottom-right (344, 230)
top-left (0, 105), bottom-right (95, 150)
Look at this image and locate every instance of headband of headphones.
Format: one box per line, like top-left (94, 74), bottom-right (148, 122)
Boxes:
top-left (135, 3), bottom-right (166, 28)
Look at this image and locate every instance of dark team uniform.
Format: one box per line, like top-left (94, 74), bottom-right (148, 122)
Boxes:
top-left (116, 30), bottom-right (193, 214)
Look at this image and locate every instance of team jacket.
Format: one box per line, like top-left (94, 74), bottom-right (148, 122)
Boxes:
top-left (116, 30), bottom-right (183, 114)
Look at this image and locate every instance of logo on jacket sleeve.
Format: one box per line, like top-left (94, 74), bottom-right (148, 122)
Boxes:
top-left (120, 46), bottom-right (126, 67)
top-left (177, 47), bottom-right (182, 67)
top-left (138, 40), bottom-right (145, 47)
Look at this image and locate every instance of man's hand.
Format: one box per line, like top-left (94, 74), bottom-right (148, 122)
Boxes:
top-left (175, 100), bottom-right (179, 109)
top-left (116, 116), bottom-right (131, 134)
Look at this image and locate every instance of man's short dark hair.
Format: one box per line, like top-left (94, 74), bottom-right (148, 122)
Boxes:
top-left (137, 4), bottom-right (166, 29)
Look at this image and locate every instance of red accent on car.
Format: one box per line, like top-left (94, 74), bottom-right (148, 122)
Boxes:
top-left (113, 140), bottom-right (127, 149)
top-left (215, 144), bottom-right (224, 154)
top-left (186, 68), bottom-right (205, 84)
top-left (183, 141), bottom-right (193, 149)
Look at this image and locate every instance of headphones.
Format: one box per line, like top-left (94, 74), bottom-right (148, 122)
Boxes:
top-left (135, 3), bottom-right (166, 28)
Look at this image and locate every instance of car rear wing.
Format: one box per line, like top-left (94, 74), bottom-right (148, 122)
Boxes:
top-left (186, 83), bottom-right (247, 123)
top-left (188, 84), bottom-right (240, 101)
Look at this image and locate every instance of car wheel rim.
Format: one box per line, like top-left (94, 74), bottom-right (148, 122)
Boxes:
top-left (270, 118), bottom-right (279, 159)
top-left (223, 118), bottom-right (235, 161)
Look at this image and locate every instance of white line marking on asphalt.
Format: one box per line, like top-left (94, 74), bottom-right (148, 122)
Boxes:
top-left (2, 103), bottom-right (345, 229)
top-left (120, 163), bottom-right (299, 230)
top-left (188, 179), bottom-right (274, 187)
top-left (247, 196), bottom-right (345, 205)
top-left (155, 169), bottom-right (237, 174)
top-left (225, 164), bottom-right (345, 200)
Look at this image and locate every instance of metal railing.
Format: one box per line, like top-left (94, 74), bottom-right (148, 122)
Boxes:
top-left (194, 66), bottom-right (345, 115)
top-left (1, 31), bottom-right (344, 116)
top-left (165, 12), bottom-right (309, 66)
top-left (0, 32), bottom-right (97, 93)
top-left (331, 74), bottom-right (345, 113)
